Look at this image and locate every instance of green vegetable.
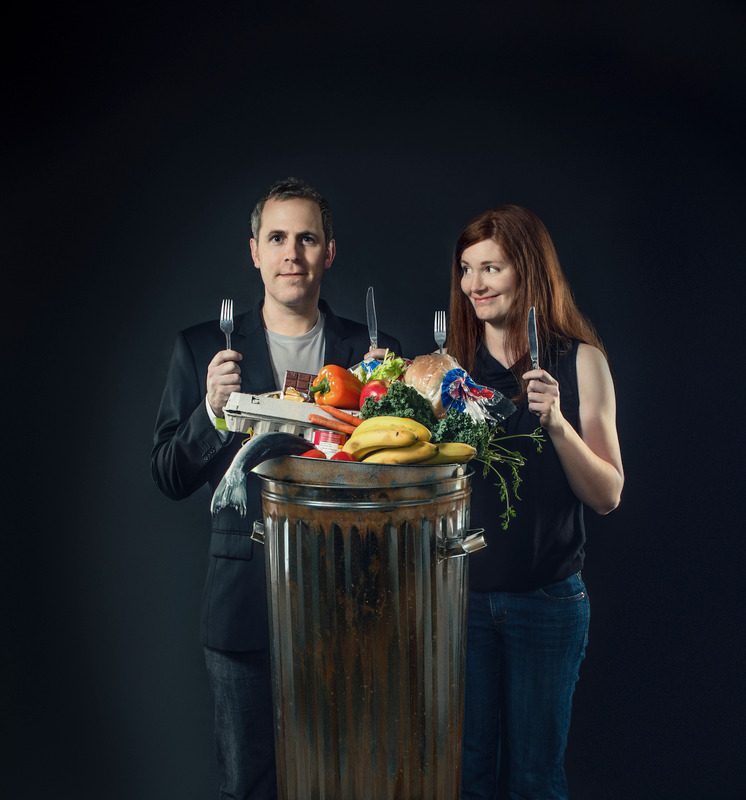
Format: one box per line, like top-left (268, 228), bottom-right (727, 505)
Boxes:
top-left (360, 381), bottom-right (437, 428)
top-left (432, 409), bottom-right (492, 458)
top-left (433, 409), bottom-right (544, 529)
top-left (351, 350), bottom-right (408, 384)
top-left (366, 351), bottom-right (407, 383)
top-left (475, 424), bottom-right (544, 529)
top-left (362, 383), bottom-right (545, 530)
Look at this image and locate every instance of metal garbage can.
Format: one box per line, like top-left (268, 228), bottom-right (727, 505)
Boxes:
top-left (251, 456), bottom-right (485, 800)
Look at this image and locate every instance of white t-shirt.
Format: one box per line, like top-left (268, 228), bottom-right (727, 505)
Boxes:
top-left (264, 311), bottom-right (326, 390)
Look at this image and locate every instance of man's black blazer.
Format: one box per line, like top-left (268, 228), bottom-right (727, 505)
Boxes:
top-left (151, 298), bottom-right (403, 651)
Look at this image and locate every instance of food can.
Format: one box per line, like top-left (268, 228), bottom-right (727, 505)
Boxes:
top-left (311, 428), bottom-right (347, 457)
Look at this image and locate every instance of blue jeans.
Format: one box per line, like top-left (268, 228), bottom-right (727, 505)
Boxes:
top-left (461, 573), bottom-right (590, 800)
top-left (203, 646), bottom-right (277, 800)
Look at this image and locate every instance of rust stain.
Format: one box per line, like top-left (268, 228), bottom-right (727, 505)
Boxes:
top-left (259, 465), bottom-right (475, 799)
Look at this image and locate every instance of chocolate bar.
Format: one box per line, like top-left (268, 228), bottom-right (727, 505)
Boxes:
top-left (282, 370), bottom-right (317, 396)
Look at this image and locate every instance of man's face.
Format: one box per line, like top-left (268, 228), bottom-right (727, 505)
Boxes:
top-left (250, 197), bottom-right (335, 311)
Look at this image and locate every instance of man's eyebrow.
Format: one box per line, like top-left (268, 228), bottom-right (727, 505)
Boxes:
top-left (265, 229), bottom-right (318, 238)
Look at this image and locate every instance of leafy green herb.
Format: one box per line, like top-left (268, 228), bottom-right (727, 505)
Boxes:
top-left (351, 350), bottom-right (407, 384)
top-left (362, 387), bottom-right (544, 529)
top-left (366, 351), bottom-right (407, 383)
top-left (432, 408), bottom-right (492, 457)
top-left (476, 424), bottom-right (544, 529)
top-left (432, 408), bottom-right (544, 528)
top-left (360, 381), bottom-right (437, 428)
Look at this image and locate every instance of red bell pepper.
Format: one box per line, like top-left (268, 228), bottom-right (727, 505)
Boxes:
top-left (309, 365), bottom-right (363, 409)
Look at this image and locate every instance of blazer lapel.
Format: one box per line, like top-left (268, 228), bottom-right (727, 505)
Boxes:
top-left (324, 335), bottom-right (355, 369)
top-left (234, 300), bottom-right (277, 395)
top-left (321, 299), bottom-right (355, 368)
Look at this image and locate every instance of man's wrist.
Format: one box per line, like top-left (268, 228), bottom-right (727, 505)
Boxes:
top-left (205, 396), bottom-right (222, 421)
top-left (205, 397), bottom-right (231, 441)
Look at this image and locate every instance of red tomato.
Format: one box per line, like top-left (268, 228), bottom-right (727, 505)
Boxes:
top-left (359, 380), bottom-right (389, 410)
top-left (330, 451), bottom-right (355, 461)
top-left (300, 449), bottom-right (327, 458)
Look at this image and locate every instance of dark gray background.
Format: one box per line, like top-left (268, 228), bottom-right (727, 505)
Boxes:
top-left (4, 2), bottom-right (744, 797)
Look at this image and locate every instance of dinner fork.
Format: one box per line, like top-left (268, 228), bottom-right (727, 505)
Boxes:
top-left (434, 310), bottom-right (447, 354)
top-left (220, 298), bottom-right (234, 350)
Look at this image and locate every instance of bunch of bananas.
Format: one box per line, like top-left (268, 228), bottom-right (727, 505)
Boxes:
top-left (342, 416), bottom-right (476, 465)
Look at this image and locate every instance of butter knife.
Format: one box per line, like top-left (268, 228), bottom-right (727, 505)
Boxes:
top-left (366, 286), bottom-right (378, 350)
top-left (528, 306), bottom-right (540, 370)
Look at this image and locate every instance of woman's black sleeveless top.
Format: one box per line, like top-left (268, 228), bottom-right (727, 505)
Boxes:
top-left (468, 340), bottom-right (585, 592)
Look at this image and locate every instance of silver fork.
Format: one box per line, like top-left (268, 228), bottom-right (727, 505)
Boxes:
top-left (434, 310), bottom-right (447, 354)
top-left (220, 298), bottom-right (234, 350)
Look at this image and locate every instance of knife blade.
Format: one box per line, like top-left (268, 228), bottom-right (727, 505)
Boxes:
top-left (366, 286), bottom-right (378, 350)
top-left (528, 306), bottom-right (540, 370)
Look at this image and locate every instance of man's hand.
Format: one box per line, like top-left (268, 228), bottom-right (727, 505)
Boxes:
top-left (207, 350), bottom-right (242, 417)
top-left (364, 347), bottom-right (391, 362)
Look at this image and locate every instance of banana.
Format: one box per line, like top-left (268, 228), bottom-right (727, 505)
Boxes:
top-left (354, 415), bottom-right (432, 442)
top-left (342, 427), bottom-right (418, 460)
top-left (417, 442), bottom-right (477, 465)
top-left (362, 441), bottom-right (439, 465)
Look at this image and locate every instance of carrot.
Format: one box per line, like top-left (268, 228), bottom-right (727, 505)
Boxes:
top-left (308, 414), bottom-right (356, 435)
top-left (317, 403), bottom-right (363, 427)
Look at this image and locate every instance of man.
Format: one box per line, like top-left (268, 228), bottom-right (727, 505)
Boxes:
top-left (151, 177), bottom-right (402, 799)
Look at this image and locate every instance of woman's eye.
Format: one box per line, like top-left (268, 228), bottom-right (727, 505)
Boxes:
top-left (461, 265), bottom-right (472, 274)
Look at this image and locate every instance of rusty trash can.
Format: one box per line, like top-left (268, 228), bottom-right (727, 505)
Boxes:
top-left (251, 456), bottom-right (485, 800)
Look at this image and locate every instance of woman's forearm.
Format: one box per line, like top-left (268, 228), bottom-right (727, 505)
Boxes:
top-left (548, 416), bottom-right (624, 514)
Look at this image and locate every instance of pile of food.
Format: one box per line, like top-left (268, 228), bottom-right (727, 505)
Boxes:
top-left (222, 350), bottom-right (544, 528)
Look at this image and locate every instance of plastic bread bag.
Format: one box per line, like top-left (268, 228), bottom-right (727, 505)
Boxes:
top-left (403, 353), bottom-right (516, 424)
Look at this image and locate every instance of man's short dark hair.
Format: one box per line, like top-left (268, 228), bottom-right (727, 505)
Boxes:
top-left (250, 177), bottom-right (334, 244)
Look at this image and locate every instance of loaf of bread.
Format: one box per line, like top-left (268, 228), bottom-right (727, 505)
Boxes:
top-left (403, 353), bottom-right (463, 418)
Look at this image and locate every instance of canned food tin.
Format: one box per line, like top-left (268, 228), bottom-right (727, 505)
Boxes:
top-left (311, 428), bottom-right (347, 457)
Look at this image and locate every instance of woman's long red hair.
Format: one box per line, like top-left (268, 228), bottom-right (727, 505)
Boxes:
top-left (447, 205), bottom-right (605, 395)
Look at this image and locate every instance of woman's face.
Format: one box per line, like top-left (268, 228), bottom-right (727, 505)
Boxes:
top-left (460, 239), bottom-right (518, 327)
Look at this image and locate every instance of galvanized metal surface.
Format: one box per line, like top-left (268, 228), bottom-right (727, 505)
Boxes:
top-left (254, 456), bottom-right (477, 800)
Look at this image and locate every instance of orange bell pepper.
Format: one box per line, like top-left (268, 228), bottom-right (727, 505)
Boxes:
top-left (309, 365), bottom-right (363, 409)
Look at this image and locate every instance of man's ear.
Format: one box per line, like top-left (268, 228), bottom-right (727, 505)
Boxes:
top-left (325, 238), bottom-right (336, 270)
top-left (249, 238), bottom-right (260, 269)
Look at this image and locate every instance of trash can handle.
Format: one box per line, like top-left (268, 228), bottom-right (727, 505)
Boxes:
top-left (439, 528), bottom-right (487, 561)
top-left (251, 520), bottom-right (265, 544)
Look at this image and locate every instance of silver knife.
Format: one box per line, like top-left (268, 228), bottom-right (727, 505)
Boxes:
top-left (366, 286), bottom-right (378, 350)
top-left (528, 306), bottom-right (540, 369)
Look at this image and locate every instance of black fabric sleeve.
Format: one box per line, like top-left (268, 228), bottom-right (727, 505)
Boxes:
top-left (150, 331), bottom-right (234, 500)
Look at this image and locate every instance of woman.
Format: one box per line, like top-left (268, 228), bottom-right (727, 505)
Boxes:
top-left (447, 205), bottom-right (624, 799)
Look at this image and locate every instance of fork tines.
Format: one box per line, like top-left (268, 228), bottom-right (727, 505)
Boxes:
top-left (220, 298), bottom-right (234, 350)
top-left (434, 310), bottom-right (447, 354)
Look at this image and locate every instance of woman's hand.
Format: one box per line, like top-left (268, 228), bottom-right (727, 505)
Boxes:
top-left (523, 368), bottom-right (563, 432)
